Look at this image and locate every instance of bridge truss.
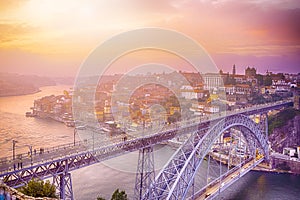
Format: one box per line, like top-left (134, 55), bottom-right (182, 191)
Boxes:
top-left (144, 114), bottom-right (269, 200)
top-left (0, 100), bottom-right (292, 199)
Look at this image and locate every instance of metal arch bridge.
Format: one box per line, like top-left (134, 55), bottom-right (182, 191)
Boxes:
top-left (0, 100), bottom-right (292, 199)
top-left (142, 114), bottom-right (268, 200)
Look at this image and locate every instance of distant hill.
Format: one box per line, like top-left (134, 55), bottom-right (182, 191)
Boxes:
top-left (0, 73), bottom-right (57, 97)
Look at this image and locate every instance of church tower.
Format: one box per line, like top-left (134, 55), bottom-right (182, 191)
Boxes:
top-left (232, 64), bottom-right (236, 75)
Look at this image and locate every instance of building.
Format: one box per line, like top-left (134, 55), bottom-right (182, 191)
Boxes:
top-left (283, 147), bottom-right (296, 157)
top-left (272, 80), bottom-right (290, 93)
top-left (232, 64), bottom-right (236, 76)
top-left (180, 85), bottom-right (198, 100)
top-left (204, 105), bottom-right (220, 113)
top-left (203, 73), bottom-right (223, 91)
top-left (235, 84), bottom-right (252, 95)
top-left (180, 85), bottom-right (209, 100)
top-left (190, 102), bottom-right (205, 115)
top-left (232, 74), bottom-right (246, 84)
top-left (180, 72), bottom-right (204, 87)
top-left (224, 84), bottom-right (235, 95)
top-left (245, 67), bottom-right (256, 77)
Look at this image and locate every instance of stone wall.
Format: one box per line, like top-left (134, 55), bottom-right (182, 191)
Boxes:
top-left (271, 157), bottom-right (300, 174)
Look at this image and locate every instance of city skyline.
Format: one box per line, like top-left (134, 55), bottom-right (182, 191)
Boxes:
top-left (0, 0), bottom-right (300, 76)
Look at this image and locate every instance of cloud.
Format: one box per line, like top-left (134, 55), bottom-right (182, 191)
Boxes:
top-left (0, 0), bottom-right (299, 75)
top-left (0, 0), bottom-right (27, 11)
top-left (0, 23), bottom-right (35, 44)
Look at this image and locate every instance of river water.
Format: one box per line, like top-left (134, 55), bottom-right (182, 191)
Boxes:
top-left (0, 85), bottom-right (299, 200)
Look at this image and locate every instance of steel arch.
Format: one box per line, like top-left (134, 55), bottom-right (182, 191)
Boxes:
top-left (147, 114), bottom-right (268, 200)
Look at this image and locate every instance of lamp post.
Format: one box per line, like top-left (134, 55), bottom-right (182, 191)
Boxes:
top-left (74, 128), bottom-right (77, 146)
top-left (12, 140), bottom-right (17, 160)
top-left (26, 145), bottom-right (33, 166)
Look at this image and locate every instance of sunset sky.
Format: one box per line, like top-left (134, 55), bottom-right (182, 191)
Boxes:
top-left (0, 0), bottom-right (299, 76)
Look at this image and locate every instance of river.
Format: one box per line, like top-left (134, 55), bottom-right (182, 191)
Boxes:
top-left (0, 85), bottom-right (299, 200)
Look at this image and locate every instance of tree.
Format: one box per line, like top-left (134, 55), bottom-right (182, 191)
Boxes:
top-left (97, 197), bottom-right (106, 200)
top-left (19, 178), bottom-right (57, 198)
top-left (111, 189), bottom-right (128, 200)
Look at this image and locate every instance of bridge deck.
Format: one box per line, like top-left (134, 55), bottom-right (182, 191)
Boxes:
top-left (0, 100), bottom-right (292, 188)
top-left (196, 158), bottom-right (264, 200)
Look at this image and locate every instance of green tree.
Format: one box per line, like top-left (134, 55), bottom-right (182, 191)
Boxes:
top-left (97, 197), bottom-right (106, 200)
top-left (111, 189), bottom-right (128, 200)
top-left (19, 178), bottom-right (57, 198)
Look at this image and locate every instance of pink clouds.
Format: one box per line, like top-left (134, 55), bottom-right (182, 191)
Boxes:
top-left (0, 0), bottom-right (299, 76)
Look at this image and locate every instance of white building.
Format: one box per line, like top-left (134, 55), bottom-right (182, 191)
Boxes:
top-left (204, 105), bottom-right (219, 113)
top-left (180, 85), bottom-right (209, 100)
top-left (180, 85), bottom-right (197, 99)
top-left (203, 73), bottom-right (223, 91)
top-left (283, 147), bottom-right (296, 157)
top-left (225, 85), bottom-right (235, 95)
top-left (272, 80), bottom-right (290, 92)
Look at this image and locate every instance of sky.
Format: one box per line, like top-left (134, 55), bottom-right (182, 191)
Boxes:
top-left (0, 0), bottom-right (299, 76)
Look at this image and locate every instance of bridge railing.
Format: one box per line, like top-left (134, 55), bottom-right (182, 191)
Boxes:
top-left (193, 157), bottom-right (254, 198)
top-left (0, 99), bottom-right (292, 170)
top-left (0, 140), bottom-right (85, 166)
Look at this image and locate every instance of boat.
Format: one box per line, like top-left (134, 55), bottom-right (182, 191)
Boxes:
top-left (64, 120), bottom-right (75, 127)
top-left (25, 112), bottom-right (35, 117)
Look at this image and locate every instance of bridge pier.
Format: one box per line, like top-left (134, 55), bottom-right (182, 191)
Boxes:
top-left (53, 160), bottom-right (74, 200)
top-left (134, 146), bottom-right (155, 200)
top-left (53, 172), bottom-right (73, 200)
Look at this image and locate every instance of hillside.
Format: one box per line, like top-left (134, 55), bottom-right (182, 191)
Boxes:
top-left (268, 108), bottom-right (300, 152)
top-left (0, 73), bottom-right (56, 97)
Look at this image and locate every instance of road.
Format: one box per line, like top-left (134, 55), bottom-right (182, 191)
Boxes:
top-left (196, 158), bottom-right (263, 200)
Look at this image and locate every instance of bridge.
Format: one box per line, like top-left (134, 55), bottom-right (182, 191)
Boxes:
top-left (0, 99), bottom-right (293, 199)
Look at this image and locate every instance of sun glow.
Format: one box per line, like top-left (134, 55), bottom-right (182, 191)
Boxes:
top-left (23, 0), bottom-right (97, 27)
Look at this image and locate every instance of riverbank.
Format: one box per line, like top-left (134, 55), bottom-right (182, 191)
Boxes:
top-left (252, 168), bottom-right (295, 175)
top-left (252, 163), bottom-right (294, 174)
top-left (209, 151), bottom-right (300, 175)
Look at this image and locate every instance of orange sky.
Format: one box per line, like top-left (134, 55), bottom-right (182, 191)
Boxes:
top-left (0, 0), bottom-right (299, 76)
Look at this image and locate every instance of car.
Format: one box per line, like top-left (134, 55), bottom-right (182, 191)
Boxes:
top-left (205, 192), bottom-right (211, 198)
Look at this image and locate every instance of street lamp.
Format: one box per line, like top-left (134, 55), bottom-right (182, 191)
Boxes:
top-left (12, 140), bottom-right (18, 160)
top-left (26, 145), bottom-right (33, 166)
top-left (74, 128), bottom-right (77, 146)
